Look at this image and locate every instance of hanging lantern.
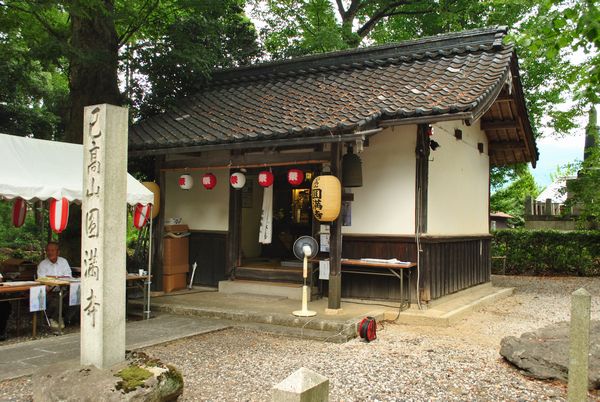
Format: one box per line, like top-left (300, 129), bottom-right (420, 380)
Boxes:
top-left (258, 171), bottom-right (274, 187)
top-left (133, 203), bottom-right (151, 230)
top-left (142, 182), bottom-right (160, 218)
top-left (342, 147), bottom-right (363, 187)
top-left (49, 197), bottom-right (69, 234)
top-left (202, 173), bottom-right (217, 190)
top-left (287, 169), bottom-right (304, 186)
top-left (311, 175), bottom-right (341, 222)
top-left (12, 198), bottom-right (27, 228)
top-left (230, 172), bottom-right (246, 189)
top-left (179, 174), bottom-right (193, 190)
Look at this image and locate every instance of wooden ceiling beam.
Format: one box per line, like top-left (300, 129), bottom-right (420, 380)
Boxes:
top-left (489, 140), bottom-right (526, 151)
top-left (481, 119), bottom-right (519, 130)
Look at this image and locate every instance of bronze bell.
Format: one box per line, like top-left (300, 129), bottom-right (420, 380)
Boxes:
top-left (342, 146), bottom-right (363, 187)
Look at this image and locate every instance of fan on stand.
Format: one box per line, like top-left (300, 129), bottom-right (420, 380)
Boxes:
top-left (292, 236), bottom-right (319, 317)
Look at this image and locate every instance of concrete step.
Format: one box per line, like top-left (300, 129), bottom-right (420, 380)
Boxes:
top-left (234, 265), bottom-right (303, 283)
top-left (136, 299), bottom-right (382, 343)
top-left (219, 280), bottom-right (312, 300)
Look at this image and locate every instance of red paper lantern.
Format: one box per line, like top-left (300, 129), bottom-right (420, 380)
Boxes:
top-left (12, 198), bottom-right (27, 228)
top-left (230, 172), bottom-right (246, 189)
top-left (287, 169), bottom-right (304, 186)
top-left (258, 171), bottom-right (274, 187)
top-left (202, 173), bottom-right (217, 190)
top-left (179, 174), bottom-right (193, 190)
top-left (49, 197), bottom-right (69, 234)
top-left (133, 203), bottom-right (151, 230)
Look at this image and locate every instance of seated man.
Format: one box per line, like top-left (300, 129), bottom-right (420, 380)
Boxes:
top-left (37, 242), bottom-right (76, 329)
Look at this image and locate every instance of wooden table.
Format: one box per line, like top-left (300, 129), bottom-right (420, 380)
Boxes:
top-left (0, 281), bottom-right (42, 337)
top-left (339, 259), bottom-right (417, 311)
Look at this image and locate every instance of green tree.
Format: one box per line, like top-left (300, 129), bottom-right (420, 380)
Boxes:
top-left (1, 0), bottom-right (259, 143)
top-left (566, 106), bottom-right (600, 226)
top-left (490, 168), bottom-right (541, 226)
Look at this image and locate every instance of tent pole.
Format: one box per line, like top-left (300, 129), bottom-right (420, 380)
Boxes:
top-left (145, 205), bottom-right (153, 320)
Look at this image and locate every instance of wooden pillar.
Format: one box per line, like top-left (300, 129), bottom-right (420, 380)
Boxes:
top-left (415, 124), bottom-right (430, 301)
top-left (153, 156), bottom-right (166, 291)
top-left (227, 174), bottom-right (242, 278)
top-left (328, 143), bottom-right (342, 310)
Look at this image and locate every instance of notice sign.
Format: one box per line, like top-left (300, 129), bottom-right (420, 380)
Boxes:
top-left (319, 260), bottom-right (330, 280)
top-left (70, 282), bottom-right (81, 306)
top-left (29, 286), bottom-right (46, 312)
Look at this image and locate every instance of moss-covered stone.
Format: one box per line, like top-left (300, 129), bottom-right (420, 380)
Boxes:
top-left (115, 365), bottom-right (153, 393)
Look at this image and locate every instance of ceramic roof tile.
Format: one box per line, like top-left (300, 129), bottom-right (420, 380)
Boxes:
top-left (130, 27), bottom-right (531, 155)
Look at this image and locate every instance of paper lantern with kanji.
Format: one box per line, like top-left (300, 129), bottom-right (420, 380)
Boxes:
top-left (202, 173), bottom-right (217, 190)
top-left (49, 197), bottom-right (69, 233)
top-left (230, 172), bottom-right (246, 189)
top-left (179, 174), bottom-right (193, 190)
top-left (12, 198), bottom-right (27, 228)
top-left (133, 203), bottom-right (151, 230)
top-left (258, 171), bottom-right (274, 187)
top-left (142, 181), bottom-right (160, 218)
top-left (287, 169), bottom-right (304, 186)
top-left (311, 175), bottom-right (341, 222)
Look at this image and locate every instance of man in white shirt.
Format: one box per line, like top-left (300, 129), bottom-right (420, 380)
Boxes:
top-left (37, 242), bottom-right (72, 278)
top-left (37, 242), bottom-right (75, 329)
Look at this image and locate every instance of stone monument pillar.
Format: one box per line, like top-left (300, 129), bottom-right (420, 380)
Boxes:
top-left (81, 104), bottom-right (128, 369)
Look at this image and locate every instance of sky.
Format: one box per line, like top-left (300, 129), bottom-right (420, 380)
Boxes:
top-left (533, 133), bottom-right (585, 189)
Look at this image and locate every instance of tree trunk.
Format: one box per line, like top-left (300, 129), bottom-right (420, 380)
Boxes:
top-left (65, 0), bottom-right (121, 144)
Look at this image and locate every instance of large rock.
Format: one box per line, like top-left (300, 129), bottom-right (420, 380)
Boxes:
top-left (500, 321), bottom-right (600, 389)
top-left (32, 352), bottom-right (183, 401)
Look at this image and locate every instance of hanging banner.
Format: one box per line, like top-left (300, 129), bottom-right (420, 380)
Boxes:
top-left (259, 185), bottom-right (273, 244)
top-left (29, 286), bottom-right (46, 312)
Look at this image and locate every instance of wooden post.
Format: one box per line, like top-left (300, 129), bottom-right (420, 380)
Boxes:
top-left (328, 143), bottom-right (342, 310)
top-left (415, 124), bottom-right (430, 301)
top-left (227, 176), bottom-right (242, 278)
top-left (568, 288), bottom-right (591, 401)
top-left (153, 156), bottom-right (166, 291)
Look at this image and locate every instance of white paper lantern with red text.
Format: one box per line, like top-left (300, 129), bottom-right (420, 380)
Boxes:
top-left (287, 169), bottom-right (304, 186)
top-left (311, 175), bottom-right (341, 222)
top-left (179, 174), bottom-right (193, 190)
top-left (230, 172), bottom-right (246, 189)
top-left (49, 197), bottom-right (69, 233)
top-left (202, 173), bottom-right (217, 190)
top-left (258, 171), bottom-right (274, 187)
top-left (133, 203), bottom-right (151, 230)
top-left (12, 198), bottom-right (27, 228)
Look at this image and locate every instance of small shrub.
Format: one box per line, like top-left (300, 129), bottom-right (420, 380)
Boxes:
top-left (492, 229), bottom-right (600, 276)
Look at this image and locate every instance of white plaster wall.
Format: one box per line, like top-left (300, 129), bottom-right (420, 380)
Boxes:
top-left (164, 169), bottom-right (230, 231)
top-left (427, 120), bottom-right (489, 235)
top-left (342, 126), bottom-right (416, 235)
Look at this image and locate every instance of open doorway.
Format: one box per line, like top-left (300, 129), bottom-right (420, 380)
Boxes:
top-left (238, 165), bottom-right (317, 280)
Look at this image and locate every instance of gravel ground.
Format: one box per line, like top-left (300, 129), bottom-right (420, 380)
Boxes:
top-left (1, 275), bottom-right (599, 401)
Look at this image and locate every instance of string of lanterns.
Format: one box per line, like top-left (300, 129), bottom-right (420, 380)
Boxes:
top-left (179, 168), bottom-right (310, 190)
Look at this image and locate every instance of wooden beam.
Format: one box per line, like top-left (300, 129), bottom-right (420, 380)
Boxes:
top-left (162, 152), bottom-right (330, 171)
top-left (480, 120), bottom-right (518, 130)
top-left (153, 156), bottom-right (166, 291)
top-left (130, 129), bottom-right (381, 157)
top-left (489, 141), bottom-right (526, 151)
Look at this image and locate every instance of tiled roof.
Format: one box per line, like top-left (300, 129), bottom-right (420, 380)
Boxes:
top-left (129, 27), bottom-right (537, 165)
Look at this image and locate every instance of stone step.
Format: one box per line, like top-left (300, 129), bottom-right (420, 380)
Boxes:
top-left (219, 280), bottom-right (317, 301)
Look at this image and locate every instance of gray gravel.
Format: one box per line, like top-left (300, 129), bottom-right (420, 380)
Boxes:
top-left (1, 275), bottom-right (599, 401)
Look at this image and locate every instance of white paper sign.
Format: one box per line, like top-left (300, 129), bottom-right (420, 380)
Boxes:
top-left (320, 234), bottom-right (330, 252)
top-left (69, 282), bottom-right (81, 306)
top-left (319, 260), bottom-right (330, 280)
top-left (29, 286), bottom-right (46, 312)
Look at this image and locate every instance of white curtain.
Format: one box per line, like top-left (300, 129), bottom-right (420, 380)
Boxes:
top-left (259, 185), bottom-right (273, 244)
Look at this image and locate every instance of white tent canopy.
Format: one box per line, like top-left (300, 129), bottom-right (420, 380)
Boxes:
top-left (0, 133), bottom-right (153, 205)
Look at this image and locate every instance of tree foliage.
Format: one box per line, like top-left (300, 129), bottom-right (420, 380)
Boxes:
top-left (490, 167), bottom-right (540, 226)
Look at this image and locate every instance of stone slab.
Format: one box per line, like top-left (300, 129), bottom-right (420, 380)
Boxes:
top-left (0, 314), bottom-right (229, 381)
